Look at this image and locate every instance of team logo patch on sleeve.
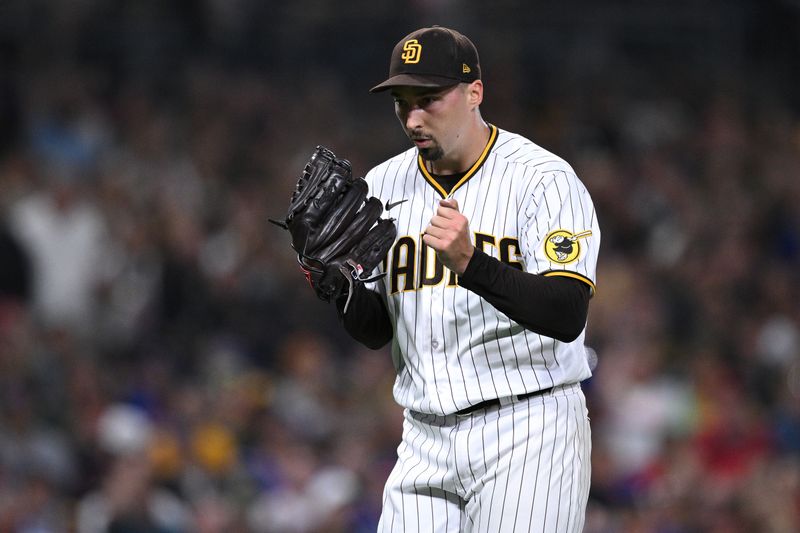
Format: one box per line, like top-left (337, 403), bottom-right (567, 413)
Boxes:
top-left (544, 230), bottom-right (592, 264)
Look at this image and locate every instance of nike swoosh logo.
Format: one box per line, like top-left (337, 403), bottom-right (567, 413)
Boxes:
top-left (385, 199), bottom-right (408, 211)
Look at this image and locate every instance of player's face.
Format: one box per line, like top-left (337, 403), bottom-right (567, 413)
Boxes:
top-left (391, 84), bottom-right (471, 163)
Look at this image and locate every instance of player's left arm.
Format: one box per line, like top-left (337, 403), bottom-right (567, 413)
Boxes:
top-left (458, 249), bottom-right (590, 342)
top-left (520, 168), bottom-right (600, 294)
top-left (466, 166), bottom-right (600, 341)
top-left (424, 198), bottom-right (591, 342)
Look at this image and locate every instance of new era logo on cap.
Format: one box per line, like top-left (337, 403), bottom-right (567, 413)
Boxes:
top-left (370, 26), bottom-right (481, 93)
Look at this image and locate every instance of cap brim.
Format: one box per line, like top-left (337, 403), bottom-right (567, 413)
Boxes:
top-left (369, 74), bottom-right (462, 93)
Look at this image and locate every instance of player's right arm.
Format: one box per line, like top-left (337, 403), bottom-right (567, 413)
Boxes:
top-left (334, 280), bottom-right (393, 349)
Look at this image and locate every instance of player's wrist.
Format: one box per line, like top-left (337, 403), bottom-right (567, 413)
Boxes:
top-left (458, 246), bottom-right (488, 281)
top-left (452, 245), bottom-right (476, 276)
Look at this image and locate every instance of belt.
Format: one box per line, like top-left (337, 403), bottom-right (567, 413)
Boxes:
top-left (455, 386), bottom-right (554, 416)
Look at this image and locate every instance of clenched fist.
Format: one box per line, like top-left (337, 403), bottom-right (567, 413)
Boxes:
top-left (423, 198), bottom-right (475, 275)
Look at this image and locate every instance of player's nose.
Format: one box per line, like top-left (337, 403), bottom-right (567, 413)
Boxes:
top-left (405, 108), bottom-right (425, 130)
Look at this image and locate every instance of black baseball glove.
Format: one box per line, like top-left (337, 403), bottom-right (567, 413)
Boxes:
top-left (270, 146), bottom-right (397, 312)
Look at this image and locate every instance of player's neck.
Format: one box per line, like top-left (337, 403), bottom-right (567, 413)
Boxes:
top-left (428, 121), bottom-right (491, 175)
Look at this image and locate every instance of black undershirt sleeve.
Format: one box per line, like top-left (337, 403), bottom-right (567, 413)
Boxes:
top-left (458, 248), bottom-right (591, 342)
top-left (336, 247), bottom-right (591, 348)
top-left (335, 285), bottom-right (393, 349)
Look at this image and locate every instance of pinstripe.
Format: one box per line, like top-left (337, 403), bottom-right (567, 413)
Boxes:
top-left (580, 390), bottom-right (592, 531)
top-left (545, 175), bottom-right (568, 374)
top-left (567, 393), bottom-right (583, 532)
top-left (494, 401), bottom-right (516, 532)
top-left (465, 289), bottom-right (494, 403)
top-left (402, 415), bottom-right (425, 530)
top-left (573, 186), bottom-right (585, 279)
top-left (554, 396), bottom-right (567, 531)
top-left (446, 419), bottom-right (468, 497)
top-left (563, 394), bottom-right (575, 532)
top-left (442, 176), bottom-right (472, 404)
top-left (554, 171), bottom-right (567, 239)
top-left (421, 415), bottom-right (437, 530)
top-left (382, 414), bottom-right (412, 532)
top-left (456, 178), bottom-right (487, 404)
top-left (416, 415), bottom-right (436, 531)
top-left (534, 331), bottom-right (555, 386)
top-left (468, 166), bottom-right (508, 402)
top-left (477, 409), bottom-right (491, 530)
top-left (428, 417), bottom-right (448, 493)
top-left (493, 137), bottom-right (515, 155)
top-left (527, 396), bottom-right (547, 530)
top-left (458, 291), bottom-right (486, 402)
top-left (510, 324), bottom-right (540, 389)
top-left (423, 416), bottom-right (444, 531)
top-left (543, 396), bottom-right (556, 531)
top-left (462, 177), bottom-right (493, 391)
top-left (439, 284), bottom-right (458, 406)
top-left (478, 318), bottom-right (501, 402)
top-left (511, 398), bottom-right (534, 530)
top-left (503, 169), bottom-right (542, 390)
top-left (541, 180), bottom-right (553, 229)
top-left (449, 281), bottom-right (470, 403)
top-left (409, 414), bottom-right (434, 530)
top-left (510, 400), bottom-right (530, 532)
top-left (421, 178), bottom-right (442, 415)
top-left (550, 338), bottom-right (562, 375)
top-left (576, 407), bottom-right (588, 531)
top-left (485, 408), bottom-right (503, 531)
top-left (497, 161), bottom-right (531, 390)
top-left (464, 414), bottom-right (478, 529)
top-left (476, 170), bottom-right (515, 398)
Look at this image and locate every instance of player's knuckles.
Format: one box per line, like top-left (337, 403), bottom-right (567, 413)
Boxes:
top-left (430, 215), bottom-right (445, 226)
top-left (440, 206), bottom-right (460, 218)
top-left (423, 234), bottom-right (444, 250)
top-left (424, 224), bottom-right (439, 235)
top-left (440, 199), bottom-right (459, 210)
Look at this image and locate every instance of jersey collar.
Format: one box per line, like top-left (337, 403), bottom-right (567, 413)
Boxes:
top-left (418, 124), bottom-right (498, 198)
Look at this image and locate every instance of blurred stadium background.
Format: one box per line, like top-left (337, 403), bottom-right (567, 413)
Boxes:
top-left (0, 1), bottom-right (798, 531)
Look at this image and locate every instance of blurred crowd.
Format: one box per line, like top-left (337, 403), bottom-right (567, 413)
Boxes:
top-left (0, 1), bottom-right (799, 532)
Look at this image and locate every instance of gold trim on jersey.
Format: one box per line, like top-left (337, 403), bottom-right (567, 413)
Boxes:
top-left (542, 270), bottom-right (596, 296)
top-left (418, 124), bottom-right (499, 198)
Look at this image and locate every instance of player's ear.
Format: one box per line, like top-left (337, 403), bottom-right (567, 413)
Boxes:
top-left (466, 80), bottom-right (483, 108)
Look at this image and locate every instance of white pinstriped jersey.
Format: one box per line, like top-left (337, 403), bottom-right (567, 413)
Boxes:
top-left (364, 125), bottom-right (600, 416)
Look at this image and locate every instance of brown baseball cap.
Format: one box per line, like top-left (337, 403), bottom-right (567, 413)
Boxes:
top-left (370, 26), bottom-right (481, 93)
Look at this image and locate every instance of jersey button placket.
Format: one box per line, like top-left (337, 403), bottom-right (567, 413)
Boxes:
top-left (429, 285), bottom-right (444, 352)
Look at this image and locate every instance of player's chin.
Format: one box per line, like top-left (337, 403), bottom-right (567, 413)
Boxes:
top-left (417, 145), bottom-right (444, 162)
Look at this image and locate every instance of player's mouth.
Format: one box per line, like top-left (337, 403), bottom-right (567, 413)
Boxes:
top-left (411, 135), bottom-right (433, 148)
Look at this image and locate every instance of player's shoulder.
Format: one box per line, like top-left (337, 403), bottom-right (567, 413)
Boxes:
top-left (492, 128), bottom-right (577, 177)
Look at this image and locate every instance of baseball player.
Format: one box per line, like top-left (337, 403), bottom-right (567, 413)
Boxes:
top-left (338, 26), bottom-right (600, 532)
